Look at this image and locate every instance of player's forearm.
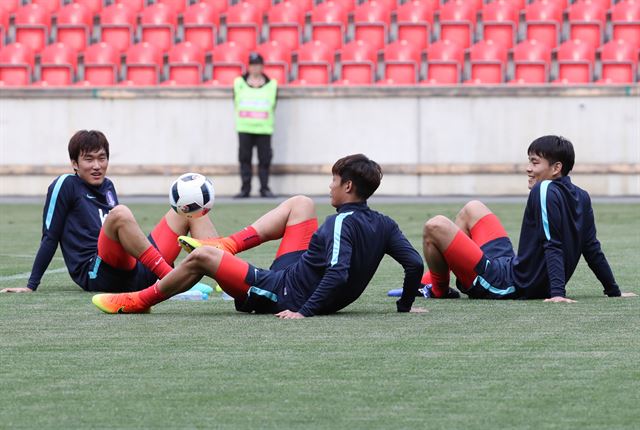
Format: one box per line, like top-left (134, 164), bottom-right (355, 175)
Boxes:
top-left (584, 249), bottom-right (620, 296)
top-left (397, 264), bottom-right (423, 312)
top-left (543, 246), bottom-right (566, 297)
top-left (27, 237), bottom-right (58, 290)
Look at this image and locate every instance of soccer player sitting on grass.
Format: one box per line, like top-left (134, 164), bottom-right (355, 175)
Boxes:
top-left (419, 135), bottom-right (636, 302)
top-left (0, 130), bottom-right (218, 294)
top-left (92, 154), bottom-right (426, 317)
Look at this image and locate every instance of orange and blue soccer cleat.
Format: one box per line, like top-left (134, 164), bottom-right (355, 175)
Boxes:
top-left (178, 235), bottom-right (238, 255)
top-left (92, 293), bottom-right (151, 314)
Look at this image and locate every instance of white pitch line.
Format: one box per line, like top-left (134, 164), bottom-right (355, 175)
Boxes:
top-left (0, 253), bottom-right (63, 260)
top-left (0, 268), bottom-right (67, 281)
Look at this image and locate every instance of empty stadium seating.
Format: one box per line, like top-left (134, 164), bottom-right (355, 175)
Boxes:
top-left (0, 0), bottom-right (635, 87)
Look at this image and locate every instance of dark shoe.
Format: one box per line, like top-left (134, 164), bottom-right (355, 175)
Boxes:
top-left (234, 191), bottom-right (250, 199)
top-left (422, 284), bottom-right (461, 299)
top-left (260, 189), bottom-right (275, 198)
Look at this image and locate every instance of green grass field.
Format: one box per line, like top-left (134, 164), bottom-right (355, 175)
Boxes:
top-left (1, 201), bottom-right (638, 429)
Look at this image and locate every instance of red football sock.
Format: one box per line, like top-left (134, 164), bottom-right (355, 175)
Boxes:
top-left (421, 271), bottom-right (433, 286)
top-left (430, 271), bottom-right (450, 298)
top-left (228, 226), bottom-right (263, 253)
top-left (139, 245), bottom-right (173, 279)
top-left (136, 281), bottom-right (167, 307)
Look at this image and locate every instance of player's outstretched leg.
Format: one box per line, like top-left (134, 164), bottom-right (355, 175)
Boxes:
top-left (179, 195), bottom-right (317, 254)
top-left (93, 246), bottom-right (248, 314)
top-left (423, 199), bottom-right (505, 298)
top-left (100, 205), bottom-right (174, 279)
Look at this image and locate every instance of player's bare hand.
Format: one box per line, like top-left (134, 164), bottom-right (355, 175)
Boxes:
top-left (410, 307), bottom-right (428, 313)
top-left (275, 310), bottom-right (305, 319)
top-left (0, 287), bottom-right (33, 293)
top-left (619, 292), bottom-right (638, 298)
top-left (544, 296), bottom-right (576, 303)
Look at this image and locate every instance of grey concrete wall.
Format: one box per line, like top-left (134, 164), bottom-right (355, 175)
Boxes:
top-left (1, 87), bottom-right (638, 196)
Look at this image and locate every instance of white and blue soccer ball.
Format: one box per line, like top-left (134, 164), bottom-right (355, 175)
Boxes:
top-left (169, 173), bottom-right (215, 218)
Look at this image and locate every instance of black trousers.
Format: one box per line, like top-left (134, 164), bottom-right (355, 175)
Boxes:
top-left (238, 132), bottom-right (272, 193)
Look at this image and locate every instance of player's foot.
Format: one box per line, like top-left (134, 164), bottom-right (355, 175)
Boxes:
top-left (178, 235), bottom-right (238, 254)
top-left (234, 191), bottom-right (250, 199)
top-left (92, 293), bottom-right (151, 314)
top-left (387, 287), bottom-right (425, 297)
top-left (422, 285), bottom-right (461, 299)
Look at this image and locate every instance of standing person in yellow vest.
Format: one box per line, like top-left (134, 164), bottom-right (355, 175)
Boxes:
top-left (233, 53), bottom-right (278, 198)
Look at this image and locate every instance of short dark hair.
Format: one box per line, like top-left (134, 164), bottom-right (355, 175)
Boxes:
top-left (332, 154), bottom-right (383, 200)
top-left (68, 130), bottom-right (110, 162)
top-left (527, 135), bottom-right (575, 176)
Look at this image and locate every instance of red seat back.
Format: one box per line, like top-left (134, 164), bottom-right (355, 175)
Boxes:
top-left (183, 3), bottom-right (219, 51)
top-left (84, 42), bottom-right (119, 85)
top-left (0, 43), bottom-right (35, 85)
top-left (41, 42), bottom-right (77, 85)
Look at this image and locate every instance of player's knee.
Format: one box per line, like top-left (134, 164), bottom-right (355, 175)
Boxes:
top-left (187, 246), bottom-right (223, 271)
top-left (290, 195), bottom-right (314, 209)
top-left (424, 216), bottom-right (449, 241)
top-left (106, 205), bottom-right (134, 226)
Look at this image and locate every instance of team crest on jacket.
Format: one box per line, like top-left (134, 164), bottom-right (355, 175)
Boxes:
top-left (106, 191), bottom-right (116, 207)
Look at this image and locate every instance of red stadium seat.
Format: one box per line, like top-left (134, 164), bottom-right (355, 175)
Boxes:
top-left (32, 0), bottom-right (62, 14)
top-left (72, 0), bottom-right (104, 15)
top-left (83, 42), bottom-right (119, 86)
top-left (339, 40), bottom-right (377, 84)
top-left (183, 2), bottom-right (219, 52)
top-left (376, 0), bottom-right (399, 11)
top-left (439, 0), bottom-right (477, 49)
top-left (100, 4), bottom-right (137, 53)
top-left (211, 41), bottom-right (248, 85)
top-left (141, 3), bottom-right (178, 52)
top-left (425, 39), bottom-right (464, 84)
top-left (286, 0), bottom-right (314, 14)
top-left (297, 40), bottom-right (334, 84)
top-left (226, 2), bottom-right (262, 51)
top-left (568, 1), bottom-right (606, 49)
top-left (125, 42), bottom-right (163, 85)
top-left (396, 0), bottom-right (435, 53)
top-left (200, 0), bottom-right (229, 15)
top-left (331, 0), bottom-right (357, 13)
top-left (0, 7), bottom-right (9, 48)
top-left (0, 0), bottom-right (21, 14)
top-left (353, 1), bottom-right (392, 52)
top-left (524, 0), bottom-right (563, 49)
top-left (511, 39), bottom-right (551, 83)
top-left (56, 3), bottom-right (92, 53)
top-left (246, 0), bottom-right (273, 15)
top-left (257, 40), bottom-right (292, 84)
top-left (504, 0), bottom-right (526, 10)
top-left (40, 42), bottom-right (77, 86)
top-left (157, 0), bottom-right (189, 14)
top-left (598, 39), bottom-right (637, 84)
top-left (168, 42), bottom-right (205, 85)
top-left (311, 1), bottom-right (348, 51)
top-left (555, 39), bottom-right (596, 83)
top-left (114, 0), bottom-right (144, 14)
top-left (482, 0), bottom-right (518, 49)
top-left (382, 40), bottom-right (420, 84)
top-left (268, 1), bottom-right (304, 51)
top-left (467, 39), bottom-right (508, 83)
top-left (611, 1), bottom-right (640, 48)
top-left (15, 4), bottom-right (51, 53)
top-left (0, 43), bottom-right (35, 85)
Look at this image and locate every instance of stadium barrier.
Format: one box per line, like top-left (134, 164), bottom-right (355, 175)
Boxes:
top-left (1, 86), bottom-right (638, 196)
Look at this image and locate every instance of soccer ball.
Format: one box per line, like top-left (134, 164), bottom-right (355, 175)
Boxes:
top-left (169, 173), bottom-right (215, 218)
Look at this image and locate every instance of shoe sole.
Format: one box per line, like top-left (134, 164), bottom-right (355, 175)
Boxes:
top-left (92, 295), bottom-right (150, 314)
top-left (178, 236), bottom-right (198, 254)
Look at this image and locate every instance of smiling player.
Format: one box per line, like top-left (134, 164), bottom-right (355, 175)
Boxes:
top-left (92, 154), bottom-right (425, 317)
top-left (0, 130), bottom-right (218, 294)
top-left (419, 135), bottom-right (635, 302)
